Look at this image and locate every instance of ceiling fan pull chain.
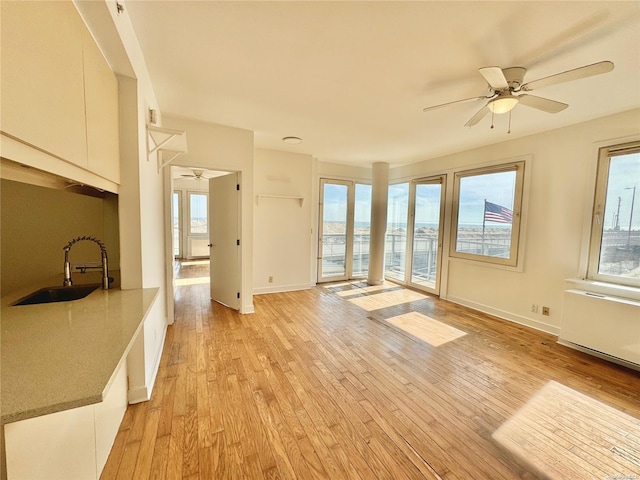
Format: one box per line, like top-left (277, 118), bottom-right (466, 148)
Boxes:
top-left (490, 109), bottom-right (495, 129)
top-left (508, 110), bottom-right (512, 134)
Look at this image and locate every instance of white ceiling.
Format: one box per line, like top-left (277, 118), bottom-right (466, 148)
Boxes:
top-left (126, 1), bottom-right (640, 167)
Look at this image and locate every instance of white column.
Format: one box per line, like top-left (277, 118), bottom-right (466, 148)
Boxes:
top-left (368, 162), bottom-right (389, 285)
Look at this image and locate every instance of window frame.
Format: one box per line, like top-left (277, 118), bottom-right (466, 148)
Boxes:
top-left (187, 191), bottom-right (209, 236)
top-left (172, 190), bottom-right (182, 258)
top-left (449, 161), bottom-right (525, 267)
top-left (587, 141), bottom-right (640, 287)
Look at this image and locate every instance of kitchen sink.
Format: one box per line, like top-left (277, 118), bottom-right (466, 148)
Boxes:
top-left (13, 284), bottom-right (101, 306)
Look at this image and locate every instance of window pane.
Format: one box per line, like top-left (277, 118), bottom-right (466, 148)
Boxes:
top-left (189, 193), bottom-right (208, 234)
top-left (386, 183), bottom-right (409, 280)
top-left (456, 170), bottom-right (516, 259)
top-left (597, 152), bottom-right (640, 279)
top-left (173, 192), bottom-right (180, 256)
top-left (322, 183), bottom-right (348, 278)
top-left (353, 184), bottom-right (371, 277)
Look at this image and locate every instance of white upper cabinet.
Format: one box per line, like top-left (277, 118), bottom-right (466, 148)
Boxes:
top-left (1, 1), bottom-right (87, 167)
top-left (83, 27), bottom-right (120, 183)
top-left (1, 1), bottom-right (120, 184)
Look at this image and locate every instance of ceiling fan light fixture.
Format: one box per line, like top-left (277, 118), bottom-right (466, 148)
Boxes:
top-left (487, 93), bottom-right (519, 114)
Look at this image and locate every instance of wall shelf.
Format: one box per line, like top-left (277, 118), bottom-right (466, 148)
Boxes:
top-left (147, 125), bottom-right (188, 172)
top-left (257, 194), bottom-right (304, 206)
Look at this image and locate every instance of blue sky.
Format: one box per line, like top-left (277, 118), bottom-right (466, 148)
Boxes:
top-left (604, 153), bottom-right (640, 230)
top-left (321, 155), bottom-right (640, 229)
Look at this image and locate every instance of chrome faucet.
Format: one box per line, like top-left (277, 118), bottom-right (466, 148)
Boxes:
top-left (63, 236), bottom-right (110, 289)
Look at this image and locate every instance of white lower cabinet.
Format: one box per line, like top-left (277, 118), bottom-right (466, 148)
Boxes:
top-left (4, 360), bottom-right (128, 480)
top-left (95, 360), bottom-right (129, 475)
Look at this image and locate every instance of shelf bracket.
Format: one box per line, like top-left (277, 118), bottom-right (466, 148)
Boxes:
top-left (147, 125), bottom-right (188, 172)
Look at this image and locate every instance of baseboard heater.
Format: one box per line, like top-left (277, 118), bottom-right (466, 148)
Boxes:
top-left (559, 289), bottom-right (640, 370)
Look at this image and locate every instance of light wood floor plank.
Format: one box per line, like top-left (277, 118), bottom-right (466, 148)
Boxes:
top-left (101, 265), bottom-right (640, 479)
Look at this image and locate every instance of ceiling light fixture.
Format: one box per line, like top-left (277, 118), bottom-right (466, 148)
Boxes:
top-left (282, 136), bottom-right (302, 145)
top-left (487, 92), bottom-right (519, 114)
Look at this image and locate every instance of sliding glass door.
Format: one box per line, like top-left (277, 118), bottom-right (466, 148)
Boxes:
top-left (318, 179), bottom-right (371, 282)
top-left (385, 175), bottom-right (446, 295)
top-left (409, 178), bottom-right (445, 293)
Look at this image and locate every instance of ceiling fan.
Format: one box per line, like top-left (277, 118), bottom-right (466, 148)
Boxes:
top-left (180, 169), bottom-right (212, 181)
top-left (423, 61), bottom-right (614, 129)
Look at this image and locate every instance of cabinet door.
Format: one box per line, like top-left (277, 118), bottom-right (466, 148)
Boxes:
top-left (5, 404), bottom-right (97, 479)
top-left (94, 360), bottom-right (128, 476)
top-left (83, 27), bottom-right (120, 183)
top-left (1, 1), bottom-right (88, 167)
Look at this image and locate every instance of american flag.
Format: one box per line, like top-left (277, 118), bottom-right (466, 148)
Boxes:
top-left (484, 201), bottom-right (513, 224)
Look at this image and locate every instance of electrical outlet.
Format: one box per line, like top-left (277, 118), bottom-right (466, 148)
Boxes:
top-left (530, 304), bottom-right (538, 313)
top-left (542, 306), bottom-right (550, 316)
top-left (268, 276), bottom-right (273, 283)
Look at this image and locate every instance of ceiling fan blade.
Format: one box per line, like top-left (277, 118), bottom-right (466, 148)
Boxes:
top-left (479, 66), bottom-right (509, 90)
top-left (521, 61), bottom-right (613, 91)
top-left (422, 96), bottom-right (487, 112)
top-left (464, 105), bottom-right (490, 127)
top-left (517, 94), bottom-right (568, 113)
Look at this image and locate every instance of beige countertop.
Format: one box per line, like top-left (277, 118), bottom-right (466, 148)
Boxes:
top-left (1, 282), bottom-right (159, 425)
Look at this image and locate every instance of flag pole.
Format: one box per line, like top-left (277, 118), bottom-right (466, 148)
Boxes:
top-left (482, 199), bottom-right (486, 255)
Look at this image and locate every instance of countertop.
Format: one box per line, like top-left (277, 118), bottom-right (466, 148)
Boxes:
top-left (1, 282), bottom-right (159, 425)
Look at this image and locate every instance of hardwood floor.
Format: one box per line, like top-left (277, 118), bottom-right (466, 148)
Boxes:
top-left (101, 264), bottom-right (640, 479)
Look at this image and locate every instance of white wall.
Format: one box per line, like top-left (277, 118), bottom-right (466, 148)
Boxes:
top-left (392, 108), bottom-right (640, 334)
top-left (82, 0), bottom-right (168, 400)
top-left (254, 148), bottom-right (315, 293)
top-left (319, 161), bottom-right (373, 183)
top-left (162, 115), bottom-right (255, 313)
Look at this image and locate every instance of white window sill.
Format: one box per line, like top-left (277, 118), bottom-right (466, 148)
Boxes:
top-left (564, 279), bottom-right (640, 302)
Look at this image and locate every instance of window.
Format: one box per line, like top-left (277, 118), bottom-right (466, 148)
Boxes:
top-left (188, 192), bottom-right (208, 234)
top-left (353, 183), bottom-right (372, 277)
top-left (385, 183), bottom-right (409, 280)
top-left (588, 142), bottom-right (640, 286)
top-left (172, 191), bottom-right (181, 257)
top-left (451, 161), bottom-right (525, 266)
top-left (318, 180), bottom-right (371, 281)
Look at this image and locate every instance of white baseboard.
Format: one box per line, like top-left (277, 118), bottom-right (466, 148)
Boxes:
top-left (446, 295), bottom-right (560, 336)
top-left (253, 283), bottom-right (312, 295)
top-left (241, 303), bottom-right (255, 314)
top-left (127, 385), bottom-right (149, 404)
top-left (127, 321), bottom-right (167, 404)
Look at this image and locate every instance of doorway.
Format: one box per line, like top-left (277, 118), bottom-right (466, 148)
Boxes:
top-left (169, 166), bottom-right (241, 311)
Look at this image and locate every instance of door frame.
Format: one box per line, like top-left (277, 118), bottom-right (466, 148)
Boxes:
top-left (164, 165), bottom-right (245, 324)
top-left (406, 174), bottom-right (447, 296)
top-left (317, 178), bottom-right (355, 282)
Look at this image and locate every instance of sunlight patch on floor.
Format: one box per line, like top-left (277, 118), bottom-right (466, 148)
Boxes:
top-left (180, 260), bottom-right (210, 266)
top-left (385, 311), bottom-right (467, 347)
top-left (322, 281), bottom-right (354, 289)
top-left (175, 276), bottom-right (210, 286)
top-left (493, 381), bottom-right (640, 479)
top-left (348, 288), bottom-right (426, 311)
top-left (335, 283), bottom-right (398, 297)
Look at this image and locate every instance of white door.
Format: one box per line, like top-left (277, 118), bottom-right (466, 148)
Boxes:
top-left (209, 172), bottom-right (240, 309)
